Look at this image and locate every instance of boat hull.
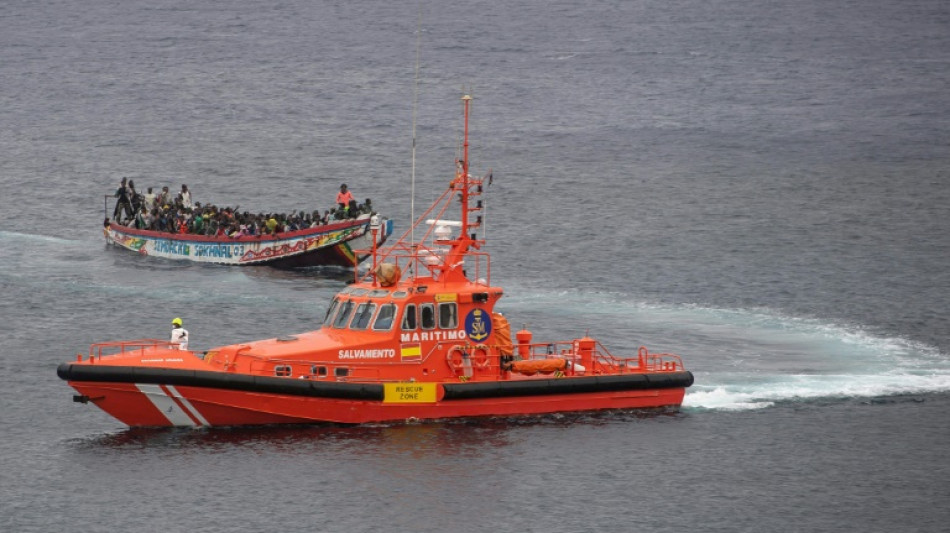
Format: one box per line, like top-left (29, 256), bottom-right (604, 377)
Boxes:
top-left (104, 217), bottom-right (393, 267)
top-left (59, 363), bottom-right (693, 427)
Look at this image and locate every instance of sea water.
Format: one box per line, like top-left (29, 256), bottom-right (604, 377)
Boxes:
top-left (1, 1), bottom-right (949, 531)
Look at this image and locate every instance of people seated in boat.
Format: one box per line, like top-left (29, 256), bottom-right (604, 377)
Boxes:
top-left (191, 212), bottom-right (205, 234)
top-left (175, 213), bottom-right (189, 234)
top-left (170, 317), bottom-right (189, 351)
top-left (265, 215), bottom-right (278, 234)
top-left (110, 180), bottom-right (376, 234)
top-left (134, 206), bottom-right (151, 230)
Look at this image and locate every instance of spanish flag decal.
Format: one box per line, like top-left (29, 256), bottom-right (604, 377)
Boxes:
top-left (400, 343), bottom-right (422, 360)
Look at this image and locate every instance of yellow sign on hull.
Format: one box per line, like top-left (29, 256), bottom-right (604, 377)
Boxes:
top-left (383, 383), bottom-right (438, 403)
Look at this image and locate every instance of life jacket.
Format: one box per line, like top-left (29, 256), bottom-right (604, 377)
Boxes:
top-left (492, 312), bottom-right (513, 357)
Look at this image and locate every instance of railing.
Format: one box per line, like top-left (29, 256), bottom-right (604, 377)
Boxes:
top-left (504, 339), bottom-right (685, 375)
top-left (351, 173), bottom-right (492, 287)
top-left (167, 339), bottom-right (685, 381)
top-left (80, 339), bottom-right (172, 362)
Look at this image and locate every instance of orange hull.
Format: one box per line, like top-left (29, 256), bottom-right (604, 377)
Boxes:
top-left (66, 377), bottom-right (688, 427)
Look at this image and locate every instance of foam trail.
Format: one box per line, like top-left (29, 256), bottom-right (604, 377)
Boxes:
top-left (499, 287), bottom-right (950, 411)
top-left (684, 371), bottom-right (950, 411)
top-left (0, 230), bottom-right (87, 245)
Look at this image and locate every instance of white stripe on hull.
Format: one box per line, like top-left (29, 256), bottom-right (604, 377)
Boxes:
top-left (136, 384), bottom-right (208, 427)
top-left (165, 385), bottom-right (211, 426)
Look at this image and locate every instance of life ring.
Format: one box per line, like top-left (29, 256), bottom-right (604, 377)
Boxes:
top-left (470, 345), bottom-right (490, 369)
top-left (446, 345), bottom-right (467, 373)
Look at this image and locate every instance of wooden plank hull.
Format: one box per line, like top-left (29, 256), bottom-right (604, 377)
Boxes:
top-left (104, 217), bottom-right (392, 267)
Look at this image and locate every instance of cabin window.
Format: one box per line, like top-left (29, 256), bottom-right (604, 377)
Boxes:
top-left (275, 365), bottom-right (292, 377)
top-left (402, 304), bottom-right (417, 330)
top-left (350, 302), bottom-right (376, 330)
top-left (322, 297), bottom-right (340, 326)
top-left (334, 367), bottom-right (349, 378)
top-left (332, 300), bottom-right (355, 328)
top-left (373, 303), bottom-right (396, 331)
top-left (311, 365), bottom-right (327, 377)
top-left (438, 302), bottom-right (458, 329)
top-left (369, 289), bottom-right (389, 298)
top-left (421, 303), bottom-right (436, 330)
top-left (392, 291), bottom-right (409, 299)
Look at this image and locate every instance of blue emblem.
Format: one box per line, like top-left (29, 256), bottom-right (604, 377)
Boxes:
top-left (465, 309), bottom-right (492, 342)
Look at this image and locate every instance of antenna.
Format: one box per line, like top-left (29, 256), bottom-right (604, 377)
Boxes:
top-left (410, 5), bottom-right (422, 276)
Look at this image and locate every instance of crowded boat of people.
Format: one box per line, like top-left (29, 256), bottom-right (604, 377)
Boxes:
top-left (109, 179), bottom-right (375, 238)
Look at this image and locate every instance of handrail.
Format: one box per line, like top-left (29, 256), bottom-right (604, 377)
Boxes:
top-left (83, 339), bottom-right (170, 362)
top-left (505, 340), bottom-right (685, 373)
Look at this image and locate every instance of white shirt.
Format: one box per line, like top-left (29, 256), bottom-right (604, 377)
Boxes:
top-left (171, 326), bottom-right (189, 350)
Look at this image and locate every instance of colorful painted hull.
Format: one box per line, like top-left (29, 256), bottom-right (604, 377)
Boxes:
top-left (104, 216), bottom-right (393, 268)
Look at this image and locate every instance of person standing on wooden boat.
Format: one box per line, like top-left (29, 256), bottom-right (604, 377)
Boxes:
top-left (336, 183), bottom-right (354, 214)
top-left (181, 184), bottom-right (193, 209)
top-left (143, 187), bottom-right (157, 211)
top-left (158, 186), bottom-right (171, 208)
top-left (113, 177), bottom-right (133, 223)
top-left (170, 317), bottom-right (189, 351)
top-left (128, 179), bottom-right (142, 214)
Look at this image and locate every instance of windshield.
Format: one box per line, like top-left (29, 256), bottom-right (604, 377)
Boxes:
top-left (332, 300), bottom-right (355, 328)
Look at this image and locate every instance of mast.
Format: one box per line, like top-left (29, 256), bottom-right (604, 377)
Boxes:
top-left (410, 10), bottom-right (423, 260)
top-left (365, 93), bottom-right (486, 286)
top-left (460, 94), bottom-right (472, 234)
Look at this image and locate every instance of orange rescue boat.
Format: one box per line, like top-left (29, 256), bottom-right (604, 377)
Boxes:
top-left (57, 95), bottom-right (693, 427)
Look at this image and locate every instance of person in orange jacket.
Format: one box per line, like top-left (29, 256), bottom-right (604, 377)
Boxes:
top-left (336, 183), bottom-right (355, 214)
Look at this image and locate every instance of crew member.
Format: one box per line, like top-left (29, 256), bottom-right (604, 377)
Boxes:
top-left (170, 317), bottom-right (189, 350)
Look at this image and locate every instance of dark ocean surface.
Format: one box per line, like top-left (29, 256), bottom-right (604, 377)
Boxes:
top-left (2, 1), bottom-right (949, 531)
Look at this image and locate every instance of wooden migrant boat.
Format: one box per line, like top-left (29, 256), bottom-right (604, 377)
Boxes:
top-left (104, 215), bottom-right (393, 268)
